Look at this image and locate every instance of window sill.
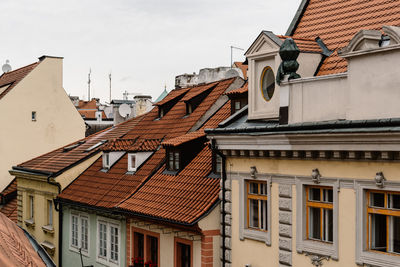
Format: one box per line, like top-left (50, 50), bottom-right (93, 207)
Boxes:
top-left (69, 246), bottom-right (89, 258)
top-left (24, 219), bottom-right (35, 227)
top-left (297, 239), bottom-right (337, 260)
top-left (242, 228), bottom-right (270, 246)
top-left (41, 241), bottom-right (55, 256)
top-left (162, 169), bottom-right (178, 175)
top-left (42, 225), bottom-right (54, 234)
top-left (357, 250), bottom-right (400, 267)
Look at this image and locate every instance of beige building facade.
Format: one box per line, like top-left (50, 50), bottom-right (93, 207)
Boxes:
top-left (0, 56), bottom-right (85, 191)
top-left (207, 18), bottom-right (400, 267)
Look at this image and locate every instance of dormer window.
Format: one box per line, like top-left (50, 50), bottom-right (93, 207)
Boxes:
top-left (215, 154), bottom-right (222, 174)
top-left (260, 66), bottom-right (275, 101)
top-left (186, 103), bottom-right (193, 114)
top-left (167, 150), bottom-right (180, 171)
top-left (128, 154), bottom-right (136, 172)
top-left (103, 153), bottom-right (110, 169)
top-left (159, 108), bottom-right (164, 118)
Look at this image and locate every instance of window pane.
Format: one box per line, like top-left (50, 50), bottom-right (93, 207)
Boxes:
top-left (215, 154), bottom-right (222, 174)
top-left (260, 183), bottom-right (267, 195)
top-left (389, 194), bottom-right (400, 209)
top-left (174, 152), bottom-right (180, 170)
top-left (249, 199), bottom-right (259, 228)
top-left (309, 207), bottom-right (321, 240)
top-left (72, 216), bottom-right (78, 247)
top-left (309, 188), bottom-right (321, 201)
top-left (370, 214), bottom-right (387, 252)
top-left (134, 232), bottom-right (144, 259)
top-left (131, 155), bottom-right (136, 168)
top-left (323, 209), bottom-right (333, 242)
top-left (147, 235), bottom-right (158, 264)
top-left (168, 152), bottom-right (174, 170)
top-left (370, 193), bottom-right (385, 207)
top-left (99, 223), bottom-right (107, 257)
top-left (249, 183), bottom-right (258, 194)
top-left (391, 216), bottom-right (400, 253)
top-left (110, 226), bottom-right (119, 261)
top-left (323, 189), bottom-right (333, 203)
top-left (235, 101), bottom-right (241, 111)
top-left (81, 218), bottom-right (88, 251)
top-left (260, 200), bottom-right (267, 230)
top-left (177, 243), bottom-right (191, 267)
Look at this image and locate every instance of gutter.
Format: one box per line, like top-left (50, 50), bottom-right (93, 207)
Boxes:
top-left (211, 139), bottom-right (227, 266)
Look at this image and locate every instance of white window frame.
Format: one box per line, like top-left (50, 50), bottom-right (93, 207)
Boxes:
top-left (356, 181), bottom-right (400, 267)
top-left (128, 153), bottom-right (137, 172)
top-left (296, 178), bottom-right (339, 260)
top-left (96, 216), bottom-right (121, 267)
top-left (239, 174), bottom-right (271, 245)
top-left (103, 153), bottom-right (110, 169)
top-left (69, 211), bottom-right (90, 257)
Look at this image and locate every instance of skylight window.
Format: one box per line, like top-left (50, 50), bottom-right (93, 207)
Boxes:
top-left (63, 140), bottom-right (86, 152)
top-left (85, 140), bottom-right (107, 152)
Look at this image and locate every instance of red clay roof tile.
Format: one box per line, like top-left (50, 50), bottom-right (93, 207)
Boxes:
top-left (58, 78), bottom-right (238, 215)
top-left (290, 0), bottom-right (400, 76)
top-left (277, 35), bottom-right (322, 53)
top-left (225, 82), bottom-right (248, 96)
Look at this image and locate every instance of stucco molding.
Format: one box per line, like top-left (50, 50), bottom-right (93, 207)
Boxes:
top-left (355, 181), bottom-right (400, 267)
top-left (296, 177), bottom-right (339, 260)
top-left (238, 172), bottom-right (271, 246)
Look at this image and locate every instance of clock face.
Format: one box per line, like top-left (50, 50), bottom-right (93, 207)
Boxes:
top-left (261, 67), bottom-right (275, 101)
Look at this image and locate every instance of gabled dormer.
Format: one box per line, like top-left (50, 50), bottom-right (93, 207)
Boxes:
top-left (225, 82), bottom-right (248, 115)
top-left (181, 83), bottom-right (216, 115)
top-left (245, 31), bottom-right (326, 120)
top-left (126, 138), bottom-right (163, 173)
top-left (154, 88), bottom-right (189, 119)
top-left (162, 131), bottom-right (207, 174)
top-left (101, 139), bottom-right (136, 170)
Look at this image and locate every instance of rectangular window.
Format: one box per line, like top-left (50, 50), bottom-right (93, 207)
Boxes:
top-left (215, 154), bottom-right (222, 174)
top-left (104, 153), bottom-right (110, 168)
top-left (29, 195), bottom-right (34, 219)
top-left (234, 101), bottom-right (241, 112)
top-left (367, 190), bottom-right (400, 254)
top-left (131, 155), bottom-right (136, 168)
top-left (247, 181), bottom-right (268, 231)
top-left (110, 225), bottom-right (119, 262)
top-left (167, 150), bottom-right (181, 171)
top-left (133, 229), bottom-right (159, 266)
top-left (174, 152), bottom-right (180, 170)
top-left (306, 186), bottom-right (333, 243)
top-left (97, 218), bottom-right (121, 265)
top-left (32, 111), bottom-right (36, 121)
top-left (71, 215), bottom-right (79, 248)
top-left (99, 222), bottom-right (107, 258)
top-left (47, 200), bottom-right (53, 226)
top-left (168, 151), bottom-right (174, 170)
top-left (81, 217), bottom-right (89, 252)
top-left (176, 242), bottom-right (191, 267)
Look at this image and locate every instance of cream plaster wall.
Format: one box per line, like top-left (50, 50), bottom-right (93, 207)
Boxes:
top-left (226, 157), bottom-right (400, 267)
top-left (0, 57), bottom-right (85, 191)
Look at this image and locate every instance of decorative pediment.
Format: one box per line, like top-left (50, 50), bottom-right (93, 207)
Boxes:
top-left (245, 31), bottom-right (282, 57)
top-left (382, 25), bottom-right (400, 44)
top-left (340, 29), bottom-right (382, 54)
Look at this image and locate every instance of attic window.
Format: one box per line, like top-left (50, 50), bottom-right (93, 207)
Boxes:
top-left (212, 153), bottom-right (222, 175)
top-left (103, 153), bottom-right (110, 169)
top-left (260, 66), bottom-right (275, 101)
top-left (159, 108), bottom-right (164, 118)
top-left (128, 154), bottom-right (136, 172)
top-left (85, 140), bottom-right (107, 152)
top-left (32, 111), bottom-right (37, 121)
top-left (186, 103), bottom-right (193, 114)
top-left (167, 150), bottom-right (180, 171)
top-left (63, 140), bottom-right (86, 152)
top-left (380, 35), bottom-right (391, 47)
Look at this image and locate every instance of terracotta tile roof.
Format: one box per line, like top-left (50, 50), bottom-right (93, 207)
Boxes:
top-left (0, 212), bottom-right (46, 266)
top-left (225, 82), bottom-right (248, 96)
top-left (16, 114), bottom-right (145, 174)
top-left (0, 62), bottom-right (40, 100)
top-left (181, 83), bottom-right (216, 102)
top-left (233, 61), bottom-right (248, 79)
top-left (77, 99), bottom-right (97, 109)
top-left (0, 179), bottom-right (17, 223)
top-left (290, 0), bottom-right (400, 75)
top-left (58, 78), bottom-right (237, 211)
top-left (103, 138), bottom-right (163, 152)
top-left (162, 130), bottom-right (205, 147)
top-left (78, 110), bottom-right (107, 119)
top-left (277, 35), bottom-right (322, 53)
top-left (118, 145), bottom-right (219, 224)
top-left (153, 87), bottom-right (189, 106)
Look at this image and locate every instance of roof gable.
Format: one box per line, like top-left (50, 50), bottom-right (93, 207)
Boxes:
top-left (245, 31), bottom-right (282, 57)
top-left (0, 62), bottom-right (40, 100)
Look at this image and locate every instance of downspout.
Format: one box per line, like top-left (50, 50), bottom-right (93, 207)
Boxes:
top-left (48, 175), bottom-right (62, 267)
top-left (211, 139), bottom-right (227, 266)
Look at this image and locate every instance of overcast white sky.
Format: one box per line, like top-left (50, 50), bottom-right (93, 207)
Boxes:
top-left (0, 0), bottom-right (301, 103)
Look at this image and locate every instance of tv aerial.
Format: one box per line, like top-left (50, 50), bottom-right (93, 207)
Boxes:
top-left (118, 103), bottom-right (131, 118)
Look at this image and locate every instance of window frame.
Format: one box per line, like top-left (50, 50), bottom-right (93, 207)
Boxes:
top-left (128, 153), bottom-right (137, 172)
top-left (96, 216), bottom-right (121, 266)
top-left (131, 227), bottom-right (160, 266)
top-left (103, 153), bottom-right (110, 169)
top-left (246, 181), bottom-right (268, 232)
top-left (29, 195), bottom-right (34, 220)
top-left (239, 174), bottom-right (271, 245)
top-left (296, 178), bottom-right (339, 260)
top-left (174, 237), bottom-right (193, 267)
top-left (167, 149), bottom-right (181, 172)
top-left (69, 211), bottom-right (90, 256)
top-left (356, 182), bottom-right (400, 267)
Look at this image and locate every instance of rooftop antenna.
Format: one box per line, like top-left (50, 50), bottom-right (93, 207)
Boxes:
top-left (230, 46), bottom-right (244, 68)
top-left (87, 68), bottom-right (91, 101)
top-left (109, 72), bottom-right (112, 103)
top-left (2, 60), bottom-right (12, 73)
